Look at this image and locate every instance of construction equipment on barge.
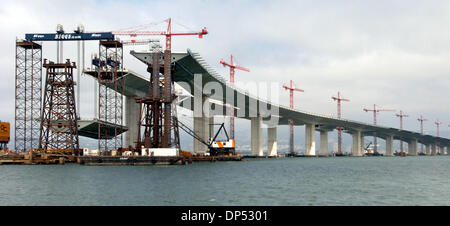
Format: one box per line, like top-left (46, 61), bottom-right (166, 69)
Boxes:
top-left (177, 120), bottom-right (243, 160)
top-left (0, 121), bottom-right (10, 150)
top-left (6, 21), bottom-right (244, 166)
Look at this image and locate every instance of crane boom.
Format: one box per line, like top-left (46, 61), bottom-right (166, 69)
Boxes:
top-left (111, 18), bottom-right (207, 51)
top-left (175, 117), bottom-right (210, 147)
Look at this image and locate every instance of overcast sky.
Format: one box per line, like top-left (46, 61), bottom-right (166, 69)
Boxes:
top-left (2, 0), bottom-right (450, 149)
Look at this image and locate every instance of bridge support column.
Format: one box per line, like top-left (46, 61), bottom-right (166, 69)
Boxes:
top-left (209, 117), bottom-right (214, 139)
top-left (194, 116), bottom-right (209, 154)
top-left (361, 135), bottom-right (365, 154)
top-left (305, 123), bottom-right (316, 156)
top-left (125, 96), bottom-right (139, 148)
top-left (431, 144), bottom-right (436, 155)
top-left (251, 116), bottom-right (263, 156)
top-left (425, 144), bottom-right (431, 155)
top-left (267, 127), bottom-right (277, 157)
top-left (193, 96), bottom-right (211, 154)
top-left (385, 135), bottom-right (394, 156)
top-left (319, 130), bottom-right (329, 156)
top-left (408, 139), bottom-right (418, 156)
top-left (352, 131), bottom-right (362, 156)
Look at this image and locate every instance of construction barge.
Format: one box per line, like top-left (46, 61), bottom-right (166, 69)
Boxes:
top-left (1, 149), bottom-right (244, 166)
top-left (0, 152), bottom-right (76, 165)
top-left (0, 155), bottom-right (244, 166)
top-left (78, 154), bottom-right (243, 166)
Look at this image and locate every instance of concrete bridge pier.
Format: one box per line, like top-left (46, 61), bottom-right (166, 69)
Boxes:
top-left (431, 144), bottom-right (436, 155)
top-left (193, 96), bottom-right (212, 154)
top-left (305, 123), bottom-right (316, 156)
top-left (319, 130), bottom-right (329, 156)
top-left (385, 135), bottom-right (394, 156)
top-left (408, 139), bottom-right (418, 156)
top-left (361, 134), bottom-right (365, 153)
top-left (267, 127), bottom-right (277, 157)
top-left (425, 144), bottom-right (431, 155)
top-left (251, 116), bottom-right (263, 156)
top-left (352, 131), bottom-right (363, 156)
top-left (194, 116), bottom-right (210, 154)
top-left (209, 116), bottom-right (214, 140)
top-left (125, 96), bottom-right (139, 148)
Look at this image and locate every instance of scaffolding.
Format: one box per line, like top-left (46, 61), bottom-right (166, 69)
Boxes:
top-left (97, 40), bottom-right (124, 152)
top-left (14, 41), bottom-right (42, 152)
top-left (39, 59), bottom-right (79, 153)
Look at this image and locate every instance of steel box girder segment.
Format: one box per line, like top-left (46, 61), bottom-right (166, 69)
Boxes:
top-left (25, 32), bottom-right (115, 41)
top-left (77, 119), bottom-right (128, 139)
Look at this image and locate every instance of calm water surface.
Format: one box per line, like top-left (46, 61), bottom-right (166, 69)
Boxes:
top-left (0, 156), bottom-right (449, 206)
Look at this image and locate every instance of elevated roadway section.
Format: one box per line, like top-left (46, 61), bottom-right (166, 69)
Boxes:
top-left (85, 49), bottom-right (450, 156)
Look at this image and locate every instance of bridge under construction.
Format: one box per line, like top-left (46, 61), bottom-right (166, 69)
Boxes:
top-left (9, 21), bottom-right (450, 163)
top-left (104, 49), bottom-right (450, 157)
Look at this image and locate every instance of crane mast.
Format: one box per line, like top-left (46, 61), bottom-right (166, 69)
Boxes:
top-left (220, 54), bottom-right (250, 140)
top-left (363, 104), bottom-right (395, 153)
top-left (283, 80), bottom-right (304, 156)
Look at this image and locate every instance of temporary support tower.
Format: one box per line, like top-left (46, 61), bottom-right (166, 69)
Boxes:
top-left (14, 41), bottom-right (42, 153)
top-left (135, 50), bottom-right (180, 149)
top-left (97, 40), bottom-right (124, 152)
top-left (39, 60), bottom-right (79, 154)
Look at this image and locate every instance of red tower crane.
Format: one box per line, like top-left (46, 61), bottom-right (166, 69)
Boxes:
top-left (418, 115), bottom-right (427, 154)
top-left (282, 80), bottom-right (304, 156)
top-left (331, 91), bottom-right (349, 155)
top-left (111, 18), bottom-right (208, 51)
top-left (435, 120), bottom-right (442, 154)
top-left (220, 54), bottom-right (250, 139)
top-left (363, 104), bottom-right (395, 153)
top-left (396, 110), bottom-right (409, 152)
top-left (435, 120), bottom-right (442, 137)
